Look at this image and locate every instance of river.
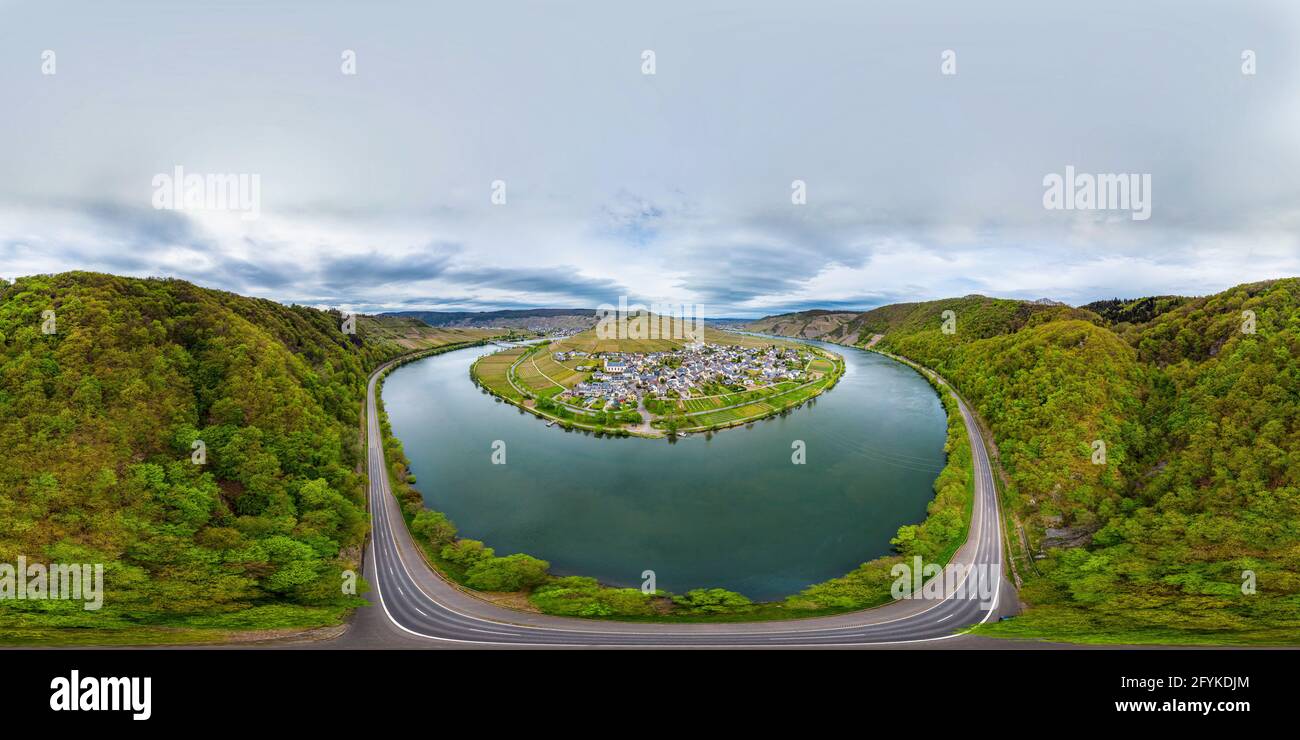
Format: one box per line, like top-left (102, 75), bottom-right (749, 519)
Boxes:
top-left (381, 338), bottom-right (947, 601)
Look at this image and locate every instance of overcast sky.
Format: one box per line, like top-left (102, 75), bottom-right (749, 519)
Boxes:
top-left (3, 1), bottom-right (1299, 316)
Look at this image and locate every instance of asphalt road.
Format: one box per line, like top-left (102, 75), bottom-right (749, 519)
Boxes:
top-left (340, 350), bottom-right (1019, 648)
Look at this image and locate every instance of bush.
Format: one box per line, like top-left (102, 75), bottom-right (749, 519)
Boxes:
top-left (440, 539), bottom-right (494, 567)
top-left (785, 556), bottom-right (904, 611)
top-left (529, 576), bottom-right (659, 617)
top-left (672, 588), bottom-right (753, 614)
top-left (464, 554), bottom-right (551, 591)
top-left (411, 510), bottom-right (457, 548)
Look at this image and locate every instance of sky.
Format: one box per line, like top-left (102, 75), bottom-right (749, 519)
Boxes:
top-left (2, 1), bottom-right (1300, 317)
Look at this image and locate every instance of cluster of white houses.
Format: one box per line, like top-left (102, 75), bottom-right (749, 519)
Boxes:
top-left (556, 342), bottom-right (808, 408)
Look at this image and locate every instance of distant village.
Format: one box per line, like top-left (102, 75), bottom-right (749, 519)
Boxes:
top-left (528, 326), bottom-right (583, 338)
top-left (555, 342), bottom-right (810, 408)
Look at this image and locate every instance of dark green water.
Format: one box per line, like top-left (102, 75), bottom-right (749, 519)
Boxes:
top-left (382, 339), bottom-right (947, 601)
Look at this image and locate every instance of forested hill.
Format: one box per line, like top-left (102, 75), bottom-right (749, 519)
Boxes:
top-left (734, 310), bottom-right (860, 342)
top-left (0, 272), bottom-right (480, 641)
top-left (745, 280), bottom-right (1300, 643)
top-left (385, 308), bottom-right (598, 332)
top-left (740, 296), bottom-right (1095, 347)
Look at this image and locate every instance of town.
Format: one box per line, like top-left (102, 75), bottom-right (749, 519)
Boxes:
top-left (555, 342), bottom-right (811, 409)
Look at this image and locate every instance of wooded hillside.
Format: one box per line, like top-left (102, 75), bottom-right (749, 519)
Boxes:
top-left (0, 272), bottom-right (468, 639)
top-left (748, 280), bottom-right (1300, 643)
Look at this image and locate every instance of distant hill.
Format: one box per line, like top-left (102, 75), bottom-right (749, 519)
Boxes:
top-left (383, 308), bottom-right (598, 332)
top-left (739, 295), bottom-right (1095, 347)
top-left (358, 315), bottom-right (497, 350)
top-left (738, 310), bottom-right (862, 343)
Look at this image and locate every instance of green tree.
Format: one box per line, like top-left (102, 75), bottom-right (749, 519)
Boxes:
top-left (411, 510), bottom-right (457, 547)
top-left (440, 539), bottom-right (494, 567)
top-left (672, 588), bottom-right (753, 613)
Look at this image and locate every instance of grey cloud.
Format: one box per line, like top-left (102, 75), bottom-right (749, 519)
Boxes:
top-left (318, 247), bottom-right (456, 291)
top-left (80, 201), bottom-right (205, 248)
top-left (445, 266), bottom-right (630, 304)
top-left (212, 256), bottom-right (300, 292)
top-left (595, 190), bottom-right (669, 246)
top-left (3, 1), bottom-right (1300, 313)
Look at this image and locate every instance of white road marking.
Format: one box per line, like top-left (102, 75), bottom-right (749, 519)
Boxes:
top-left (470, 628), bottom-right (521, 637)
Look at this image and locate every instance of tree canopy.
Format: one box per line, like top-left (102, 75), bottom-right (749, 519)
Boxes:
top-left (0, 272), bottom-right (432, 633)
top-left (804, 279), bottom-right (1300, 642)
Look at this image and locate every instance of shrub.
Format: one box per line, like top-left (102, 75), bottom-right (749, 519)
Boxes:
top-left (411, 510), bottom-right (457, 548)
top-left (672, 588), bottom-right (753, 613)
top-left (529, 576), bottom-right (659, 617)
top-left (440, 539), bottom-right (494, 567)
top-left (785, 556), bottom-right (904, 611)
top-left (464, 554), bottom-right (551, 591)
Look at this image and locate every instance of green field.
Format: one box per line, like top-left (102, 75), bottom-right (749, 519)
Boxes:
top-left (513, 353), bottom-right (561, 393)
top-left (530, 352), bottom-right (586, 386)
top-left (471, 347), bottom-right (529, 401)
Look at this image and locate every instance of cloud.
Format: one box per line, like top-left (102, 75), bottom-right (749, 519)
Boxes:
top-left (595, 190), bottom-right (670, 246)
top-left (318, 248), bottom-right (456, 292)
top-left (80, 201), bottom-right (206, 248)
top-left (445, 266), bottom-right (630, 303)
top-left (3, 1), bottom-right (1300, 315)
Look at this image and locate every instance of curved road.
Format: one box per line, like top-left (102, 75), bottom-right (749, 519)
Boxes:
top-left (347, 349), bottom-right (1017, 647)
